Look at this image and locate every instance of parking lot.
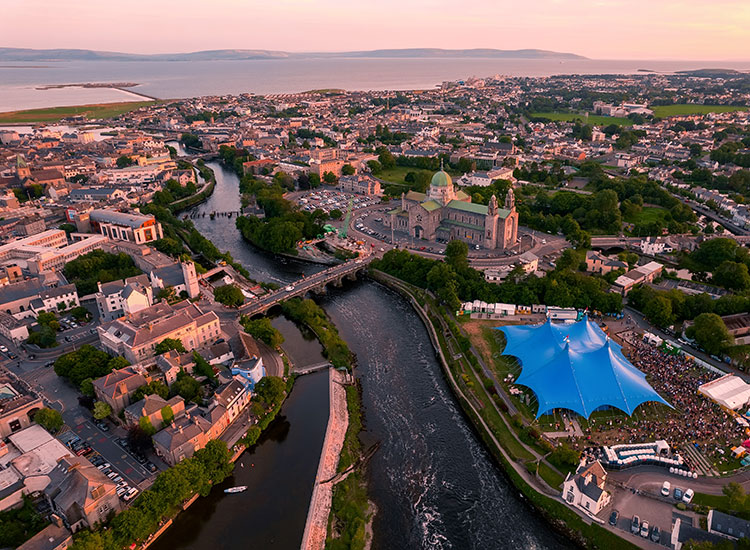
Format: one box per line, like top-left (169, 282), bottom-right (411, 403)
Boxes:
top-left (293, 189), bottom-right (381, 215)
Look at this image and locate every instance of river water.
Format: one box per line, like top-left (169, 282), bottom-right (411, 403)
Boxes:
top-left (155, 157), bottom-right (572, 549)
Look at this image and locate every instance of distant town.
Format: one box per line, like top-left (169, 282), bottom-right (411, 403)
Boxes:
top-left (2, 70), bottom-right (750, 550)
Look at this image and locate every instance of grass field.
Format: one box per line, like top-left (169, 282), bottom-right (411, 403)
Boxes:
top-left (623, 206), bottom-right (669, 225)
top-left (529, 112), bottom-right (633, 126)
top-left (0, 101), bottom-right (156, 123)
top-left (377, 165), bottom-right (461, 186)
top-left (651, 104), bottom-right (748, 118)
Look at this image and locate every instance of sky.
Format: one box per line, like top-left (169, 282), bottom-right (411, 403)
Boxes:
top-left (2, 0), bottom-right (749, 60)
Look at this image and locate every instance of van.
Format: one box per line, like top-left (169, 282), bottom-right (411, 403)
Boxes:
top-left (661, 481), bottom-right (671, 497)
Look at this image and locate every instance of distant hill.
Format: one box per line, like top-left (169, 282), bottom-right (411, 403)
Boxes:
top-left (676, 68), bottom-right (747, 77)
top-left (0, 47), bottom-right (586, 62)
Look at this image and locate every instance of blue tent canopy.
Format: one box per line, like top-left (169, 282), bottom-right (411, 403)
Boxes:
top-left (497, 317), bottom-right (670, 418)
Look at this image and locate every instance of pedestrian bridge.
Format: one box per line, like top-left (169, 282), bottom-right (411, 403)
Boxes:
top-left (239, 256), bottom-right (374, 317)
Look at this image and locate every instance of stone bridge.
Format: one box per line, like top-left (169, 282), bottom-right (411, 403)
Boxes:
top-left (239, 257), bottom-right (374, 317)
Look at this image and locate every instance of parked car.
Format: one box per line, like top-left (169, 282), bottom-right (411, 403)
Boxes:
top-left (661, 481), bottom-right (671, 496)
top-left (95, 421), bottom-right (109, 432)
top-left (674, 487), bottom-right (684, 501)
top-left (106, 472), bottom-right (118, 480)
top-left (116, 487), bottom-right (127, 497)
top-left (0, 346), bottom-right (9, 353)
top-left (631, 515), bottom-right (640, 534)
top-left (123, 488), bottom-right (139, 502)
top-left (640, 521), bottom-right (650, 538)
top-left (8, 353), bottom-right (17, 360)
top-left (609, 509), bottom-right (619, 526)
top-left (96, 463), bottom-right (111, 471)
top-left (651, 526), bottom-right (660, 543)
top-left (683, 488), bottom-right (694, 504)
top-left (45, 361), bottom-right (54, 368)
top-left (146, 462), bottom-right (157, 473)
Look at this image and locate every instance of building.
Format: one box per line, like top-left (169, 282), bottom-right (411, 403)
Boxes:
top-left (149, 260), bottom-right (200, 299)
top-left (91, 366), bottom-right (147, 415)
top-left (338, 175), bottom-right (381, 196)
top-left (230, 332), bottom-right (265, 390)
top-left (585, 251), bottom-right (627, 275)
top-left (17, 523), bottom-right (73, 550)
top-left (0, 230), bottom-right (107, 274)
top-left (0, 375), bottom-right (44, 438)
top-left (98, 301), bottom-right (220, 363)
top-left (387, 167), bottom-right (518, 250)
top-left (89, 210), bottom-right (163, 245)
top-left (722, 313), bottom-right (750, 346)
top-left (124, 394), bottom-right (185, 431)
top-left (561, 461), bottom-right (612, 515)
top-left (640, 237), bottom-right (674, 256)
top-left (698, 374), bottom-right (750, 410)
top-left (94, 275), bottom-right (153, 321)
top-left (67, 188), bottom-right (127, 204)
top-left (45, 455), bottom-right (121, 531)
top-left (0, 311), bottom-right (29, 343)
top-left (613, 261), bottom-right (663, 295)
top-left (15, 216), bottom-right (46, 237)
top-left (152, 414), bottom-right (211, 466)
top-left (707, 510), bottom-right (750, 541)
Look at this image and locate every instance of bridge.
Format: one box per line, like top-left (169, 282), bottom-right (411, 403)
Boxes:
top-left (294, 362), bottom-right (332, 376)
top-left (239, 256), bottom-right (374, 317)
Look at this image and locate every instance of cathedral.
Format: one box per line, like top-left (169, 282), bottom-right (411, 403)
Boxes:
top-left (387, 166), bottom-right (519, 250)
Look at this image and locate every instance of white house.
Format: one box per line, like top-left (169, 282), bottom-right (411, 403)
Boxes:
top-left (562, 460), bottom-right (612, 516)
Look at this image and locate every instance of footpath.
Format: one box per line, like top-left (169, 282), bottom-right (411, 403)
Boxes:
top-left (300, 368), bottom-right (349, 550)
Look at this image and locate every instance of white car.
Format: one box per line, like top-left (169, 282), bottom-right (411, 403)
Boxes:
top-left (0, 346), bottom-right (8, 353)
top-left (683, 488), bottom-right (694, 504)
top-left (285, 285), bottom-right (295, 292)
top-left (123, 488), bottom-right (139, 502)
top-left (661, 481), bottom-right (671, 497)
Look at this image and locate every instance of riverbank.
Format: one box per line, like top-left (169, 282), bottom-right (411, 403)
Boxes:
top-left (300, 368), bottom-right (350, 550)
top-left (369, 269), bottom-right (638, 550)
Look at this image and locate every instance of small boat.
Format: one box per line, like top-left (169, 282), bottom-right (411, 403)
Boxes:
top-left (224, 486), bottom-right (247, 494)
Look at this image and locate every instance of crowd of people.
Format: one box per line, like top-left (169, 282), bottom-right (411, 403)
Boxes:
top-left (570, 335), bottom-right (747, 466)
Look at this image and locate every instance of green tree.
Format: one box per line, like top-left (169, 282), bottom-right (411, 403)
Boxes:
top-left (713, 261), bottom-right (750, 291)
top-left (70, 306), bottom-right (91, 322)
top-left (213, 284), bottom-right (244, 307)
top-left (170, 372), bottom-right (202, 403)
top-left (643, 294), bottom-right (674, 328)
top-left (116, 155), bottom-right (135, 168)
top-left (309, 173), bottom-right (321, 188)
top-left (323, 171), bottom-right (337, 184)
top-left (330, 208), bottom-right (343, 220)
top-left (139, 415), bottom-right (155, 436)
top-left (34, 407), bottom-right (63, 433)
top-left (54, 345), bottom-right (127, 390)
top-left (80, 378), bottom-right (95, 397)
top-left (686, 313), bottom-right (732, 356)
top-left (133, 380), bottom-right (169, 402)
top-left (161, 405), bottom-right (174, 425)
top-left (445, 239), bottom-right (469, 271)
top-left (93, 401), bottom-right (112, 420)
top-left (154, 338), bottom-right (186, 355)
top-left (192, 351), bottom-right (216, 381)
top-left (377, 147), bottom-right (395, 169)
top-left (341, 164), bottom-right (355, 176)
top-left (254, 376), bottom-right (286, 406)
top-left (240, 317), bottom-right (284, 348)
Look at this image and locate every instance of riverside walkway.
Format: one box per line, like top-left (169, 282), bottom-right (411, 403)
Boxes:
top-left (300, 368), bottom-right (350, 550)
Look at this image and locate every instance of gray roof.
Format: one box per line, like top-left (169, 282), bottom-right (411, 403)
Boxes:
top-left (69, 188), bottom-right (119, 197)
top-left (710, 510), bottom-right (750, 539)
top-left (152, 264), bottom-right (185, 287)
top-left (90, 209), bottom-right (155, 229)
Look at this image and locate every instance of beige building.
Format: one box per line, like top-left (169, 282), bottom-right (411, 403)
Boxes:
top-left (89, 210), bottom-right (163, 245)
top-left (585, 251), bottom-right (627, 275)
top-left (0, 375), bottom-right (43, 438)
top-left (124, 394), bottom-right (185, 431)
top-left (91, 366), bottom-right (147, 415)
top-left (98, 301), bottom-right (220, 363)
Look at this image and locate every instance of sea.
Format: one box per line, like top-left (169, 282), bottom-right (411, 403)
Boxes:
top-left (2, 57), bottom-right (750, 112)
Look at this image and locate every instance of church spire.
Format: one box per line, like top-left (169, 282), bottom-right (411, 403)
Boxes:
top-left (504, 187), bottom-right (515, 210)
top-left (488, 194), bottom-right (498, 215)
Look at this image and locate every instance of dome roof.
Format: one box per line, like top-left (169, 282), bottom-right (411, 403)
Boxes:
top-left (431, 170), bottom-right (452, 188)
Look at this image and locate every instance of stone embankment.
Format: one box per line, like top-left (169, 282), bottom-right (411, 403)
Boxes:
top-left (300, 368), bottom-right (349, 550)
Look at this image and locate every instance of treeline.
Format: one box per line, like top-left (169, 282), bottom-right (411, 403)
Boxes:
top-left (280, 297), bottom-right (353, 369)
top-left (71, 441), bottom-right (233, 550)
top-left (64, 250), bottom-right (142, 295)
top-left (152, 178), bottom-right (198, 206)
top-left (372, 242), bottom-right (622, 314)
top-left (680, 237), bottom-right (750, 291)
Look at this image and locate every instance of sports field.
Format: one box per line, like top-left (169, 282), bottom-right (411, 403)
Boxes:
top-left (651, 104), bottom-right (748, 117)
top-left (529, 112), bottom-right (633, 126)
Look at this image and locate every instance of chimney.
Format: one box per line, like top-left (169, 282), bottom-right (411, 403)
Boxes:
top-left (51, 514), bottom-right (64, 528)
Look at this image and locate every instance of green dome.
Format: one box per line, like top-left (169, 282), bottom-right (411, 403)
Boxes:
top-left (431, 170), bottom-right (452, 188)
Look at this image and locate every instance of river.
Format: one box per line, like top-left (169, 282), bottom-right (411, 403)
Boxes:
top-left (155, 155), bottom-right (572, 549)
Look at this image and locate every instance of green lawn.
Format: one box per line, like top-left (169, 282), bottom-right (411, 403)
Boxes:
top-left (651, 104), bottom-right (748, 118)
top-left (529, 112), bottom-right (633, 126)
top-left (623, 206), bottom-right (669, 225)
top-left (377, 165), bottom-right (460, 186)
top-left (538, 461), bottom-right (566, 489)
top-left (0, 101), bottom-right (156, 123)
top-left (692, 492), bottom-right (729, 511)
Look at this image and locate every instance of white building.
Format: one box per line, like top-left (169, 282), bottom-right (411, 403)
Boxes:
top-left (562, 460), bottom-right (611, 516)
top-left (94, 275), bottom-right (153, 321)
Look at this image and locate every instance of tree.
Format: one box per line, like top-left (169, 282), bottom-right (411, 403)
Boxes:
top-left (341, 164), bottom-right (355, 176)
top-left (254, 376), bottom-right (286, 406)
top-left (34, 407), bottom-right (63, 433)
top-left (713, 261), bottom-right (750, 291)
top-left (116, 155), bottom-right (135, 168)
top-left (309, 173), bottom-right (321, 188)
top-left (241, 317), bottom-right (284, 348)
top-left (686, 313), bottom-right (732, 356)
top-left (171, 372), bottom-right (202, 403)
top-left (133, 380), bottom-right (169, 402)
top-left (70, 306), bottom-right (91, 322)
top-left (54, 345), bottom-right (127, 390)
top-left (154, 338), bottom-right (186, 355)
top-left (93, 401), bottom-right (112, 420)
top-left (323, 171), bottom-right (337, 184)
top-left (138, 416), bottom-right (155, 436)
top-left (192, 351), bottom-right (216, 381)
top-left (36, 311), bottom-right (59, 332)
top-left (643, 294), bottom-right (674, 328)
top-left (445, 239), bottom-right (469, 271)
top-left (213, 284), bottom-right (244, 307)
top-left (377, 147), bottom-right (395, 169)
top-left (330, 208), bottom-right (343, 220)
top-left (161, 405), bottom-right (174, 425)
top-left (127, 424), bottom-right (153, 452)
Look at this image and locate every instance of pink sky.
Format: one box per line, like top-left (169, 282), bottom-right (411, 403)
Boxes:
top-left (3, 0), bottom-right (749, 60)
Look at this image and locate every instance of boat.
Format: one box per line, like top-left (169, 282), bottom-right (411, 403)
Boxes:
top-left (224, 486), bottom-right (247, 494)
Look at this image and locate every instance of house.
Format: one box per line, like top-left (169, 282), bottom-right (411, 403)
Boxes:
top-left (640, 237), bottom-right (674, 256)
top-left (91, 366), bottom-right (147, 415)
top-left (44, 455), bottom-right (121, 532)
top-left (94, 275), bottom-right (153, 321)
top-left (707, 509), bottom-right (750, 541)
top-left (0, 311), bottom-right (29, 344)
top-left (17, 522), bottom-right (73, 550)
top-left (613, 261), bottom-right (663, 295)
top-left (561, 460), bottom-right (611, 515)
top-left (338, 175), bottom-right (381, 196)
top-left (229, 332), bottom-right (264, 390)
top-left (149, 260), bottom-right (201, 299)
top-left (0, 374), bottom-right (44, 438)
top-left (212, 378), bottom-right (251, 425)
top-left (124, 394), bottom-right (185, 431)
top-left (585, 251), bottom-right (627, 275)
top-left (152, 414), bottom-right (211, 466)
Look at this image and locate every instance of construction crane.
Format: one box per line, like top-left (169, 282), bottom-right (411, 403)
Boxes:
top-left (338, 198), bottom-right (354, 239)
